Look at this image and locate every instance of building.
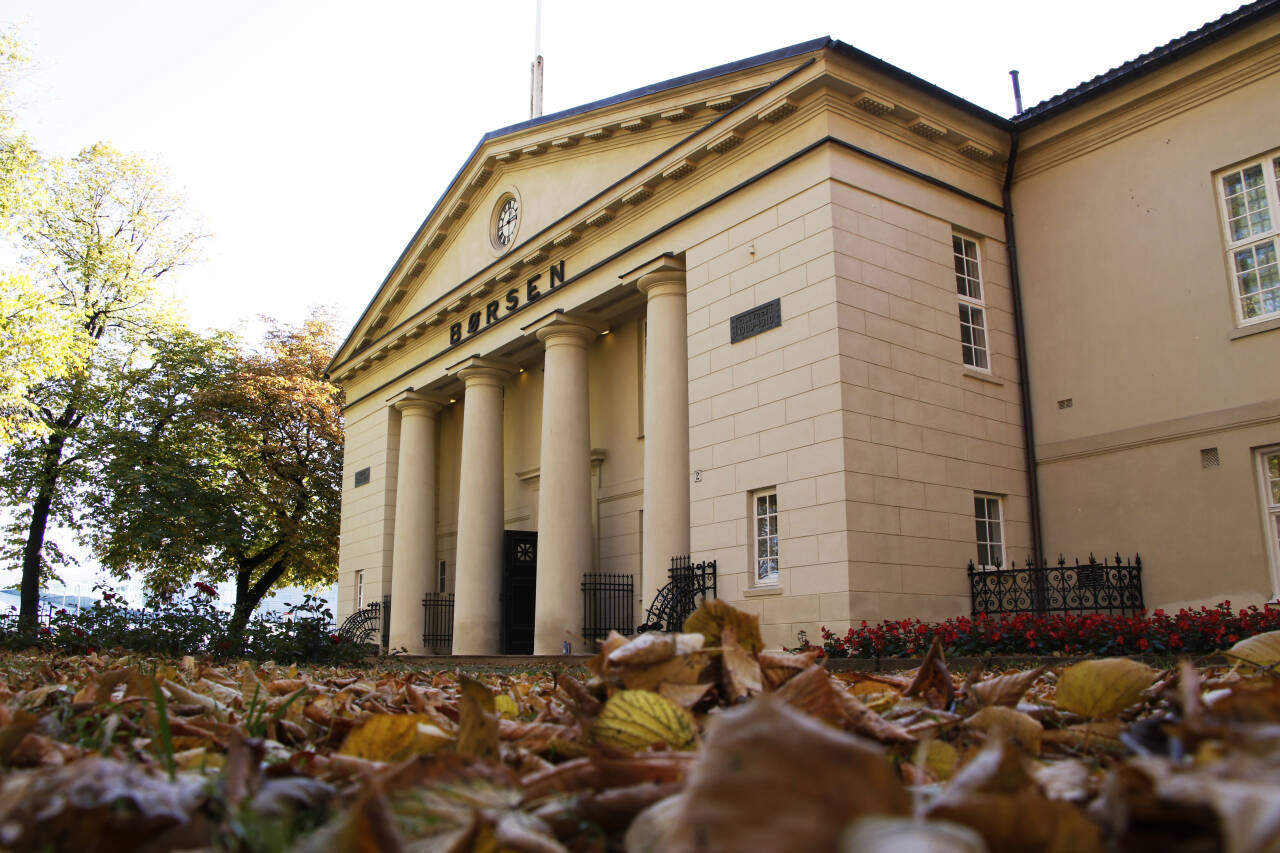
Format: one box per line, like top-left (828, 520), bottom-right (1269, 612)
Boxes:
top-left (327, 1), bottom-right (1280, 654)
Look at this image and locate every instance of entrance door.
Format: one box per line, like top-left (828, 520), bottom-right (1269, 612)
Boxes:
top-left (501, 530), bottom-right (537, 654)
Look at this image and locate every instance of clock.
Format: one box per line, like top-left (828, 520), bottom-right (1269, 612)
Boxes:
top-left (494, 196), bottom-right (519, 248)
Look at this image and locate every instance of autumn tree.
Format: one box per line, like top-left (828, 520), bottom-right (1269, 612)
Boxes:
top-left (86, 312), bottom-right (345, 638)
top-left (0, 143), bottom-right (201, 632)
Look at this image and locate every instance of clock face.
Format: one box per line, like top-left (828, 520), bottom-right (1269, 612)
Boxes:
top-left (495, 197), bottom-right (519, 248)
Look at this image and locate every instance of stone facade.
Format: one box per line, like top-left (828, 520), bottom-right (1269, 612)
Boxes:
top-left (330, 8), bottom-right (1280, 653)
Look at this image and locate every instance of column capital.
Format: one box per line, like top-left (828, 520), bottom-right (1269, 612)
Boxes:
top-left (387, 389), bottom-right (451, 416)
top-left (523, 310), bottom-right (606, 347)
top-left (447, 355), bottom-right (519, 387)
top-left (621, 253), bottom-right (685, 296)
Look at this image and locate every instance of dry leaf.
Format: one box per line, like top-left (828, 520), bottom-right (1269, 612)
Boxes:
top-left (458, 676), bottom-right (499, 761)
top-left (903, 636), bottom-right (955, 710)
top-left (338, 715), bottom-right (453, 762)
top-left (967, 706), bottom-right (1044, 755)
top-left (1055, 659), bottom-right (1158, 719)
top-left (657, 682), bottom-right (714, 710)
top-left (720, 625), bottom-right (763, 701)
top-left (683, 598), bottom-right (764, 654)
top-left (840, 816), bottom-right (987, 852)
top-left (628, 695), bottom-right (909, 852)
top-left (618, 651), bottom-right (708, 692)
top-left (607, 632), bottom-right (703, 670)
top-left (758, 649), bottom-right (819, 690)
top-left (1225, 630), bottom-right (1280, 673)
top-left (967, 666), bottom-right (1047, 709)
top-left (592, 690), bottom-right (696, 753)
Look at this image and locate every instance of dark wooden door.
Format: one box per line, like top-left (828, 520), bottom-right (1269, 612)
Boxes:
top-left (501, 530), bottom-right (537, 655)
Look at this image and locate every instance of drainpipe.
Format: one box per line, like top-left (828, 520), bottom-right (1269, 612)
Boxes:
top-left (1001, 130), bottom-right (1045, 564)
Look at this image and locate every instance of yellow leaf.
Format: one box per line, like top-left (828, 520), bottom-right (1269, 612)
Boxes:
top-left (493, 694), bottom-right (519, 720)
top-left (458, 676), bottom-right (500, 761)
top-left (593, 690), bottom-right (697, 753)
top-left (1054, 658), bottom-right (1157, 719)
top-left (339, 714), bottom-right (453, 762)
top-left (921, 739), bottom-right (959, 781)
top-left (684, 599), bottom-right (764, 654)
top-left (1224, 630), bottom-right (1280, 673)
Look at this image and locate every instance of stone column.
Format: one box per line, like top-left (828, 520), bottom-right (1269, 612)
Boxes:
top-left (628, 254), bottom-right (690, 610)
top-left (450, 357), bottom-right (516, 655)
top-left (387, 391), bottom-right (448, 655)
top-left (525, 312), bottom-right (603, 654)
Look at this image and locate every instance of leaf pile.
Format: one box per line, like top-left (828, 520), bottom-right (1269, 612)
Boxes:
top-left (1, 603), bottom-right (1279, 851)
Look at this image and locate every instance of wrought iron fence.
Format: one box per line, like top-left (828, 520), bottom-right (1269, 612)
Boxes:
top-left (581, 573), bottom-right (634, 644)
top-left (422, 592), bottom-right (454, 654)
top-left (640, 556), bottom-right (717, 633)
top-left (968, 553), bottom-right (1144, 616)
top-left (338, 599), bottom-right (383, 645)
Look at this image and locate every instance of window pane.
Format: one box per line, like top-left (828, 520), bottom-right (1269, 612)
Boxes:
top-left (1244, 164), bottom-right (1266, 190)
top-left (1268, 455), bottom-right (1280, 478)
top-left (757, 518), bottom-right (769, 538)
top-left (1223, 171), bottom-right (1244, 197)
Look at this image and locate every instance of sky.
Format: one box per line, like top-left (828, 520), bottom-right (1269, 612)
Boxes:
top-left (0, 0), bottom-right (1248, 602)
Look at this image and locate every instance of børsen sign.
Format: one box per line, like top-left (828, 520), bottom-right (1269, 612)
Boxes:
top-left (449, 260), bottom-right (567, 346)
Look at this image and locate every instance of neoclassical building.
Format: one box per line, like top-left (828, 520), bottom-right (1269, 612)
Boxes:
top-left (329, 1), bottom-right (1280, 653)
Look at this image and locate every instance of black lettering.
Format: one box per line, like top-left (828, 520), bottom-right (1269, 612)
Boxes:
top-left (467, 312), bottom-right (481, 334)
top-left (485, 300), bottom-right (499, 324)
top-left (526, 274), bottom-right (542, 301)
top-left (549, 259), bottom-right (565, 289)
top-left (506, 288), bottom-right (519, 311)
top-left (450, 322), bottom-right (462, 344)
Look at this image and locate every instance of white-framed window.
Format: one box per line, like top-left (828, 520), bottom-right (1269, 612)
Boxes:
top-left (752, 489), bottom-right (779, 584)
top-left (974, 494), bottom-right (1005, 569)
top-left (953, 234), bottom-right (989, 370)
top-left (1259, 448), bottom-right (1280, 595)
top-left (1218, 152), bottom-right (1280, 324)
top-left (355, 570), bottom-right (365, 609)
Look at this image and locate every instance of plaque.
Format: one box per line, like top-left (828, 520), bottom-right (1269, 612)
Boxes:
top-left (729, 298), bottom-right (782, 343)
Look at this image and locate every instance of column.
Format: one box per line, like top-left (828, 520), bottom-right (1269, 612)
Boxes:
top-left (629, 254), bottom-right (690, 610)
top-left (450, 357), bottom-right (516, 655)
top-left (387, 391), bottom-right (447, 655)
top-left (526, 312), bottom-right (603, 654)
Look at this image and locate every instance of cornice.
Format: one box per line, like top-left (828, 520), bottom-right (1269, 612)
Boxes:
top-left (332, 59), bottom-right (1011, 385)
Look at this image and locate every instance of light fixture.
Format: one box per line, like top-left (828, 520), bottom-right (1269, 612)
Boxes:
top-left (449, 398), bottom-right (457, 404)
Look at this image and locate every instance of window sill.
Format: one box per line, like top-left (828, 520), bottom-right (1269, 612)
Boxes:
top-left (743, 585), bottom-right (783, 597)
top-left (1229, 316), bottom-right (1280, 340)
top-left (962, 367), bottom-right (1004, 386)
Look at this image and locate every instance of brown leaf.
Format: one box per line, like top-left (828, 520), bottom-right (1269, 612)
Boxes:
top-left (967, 666), bottom-right (1047, 709)
top-left (759, 648), bottom-right (819, 690)
top-left (606, 632), bottom-right (703, 670)
top-left (929, 789), bottom-right (1104, 853)
top-left (720, 625), bottom-right (762, 701)
top-left (627, 695), bottom-right (909, 852)
top-left (833, 684), bottom-right (917, 744)
top-left (966, 706), bottom-right (1044, 755)
top-left (1055, 658), bottom-right (1157, 719)
top-left (617, 651), bottom-right (708, 692)
top-left (683, 599), bottom-right (764, 654)
top-left (658, 682), bottom-right (714, 710)
top-left (903, 635), bottom-right (955, 710)
top-left (777, 664), bottom-right (915, 744)
top-left (339, 714), bottom-right (453, 763)
top-left (457, 676), bottom-right (500, 761)
top-left (520, 753), bottom-right (696, 802)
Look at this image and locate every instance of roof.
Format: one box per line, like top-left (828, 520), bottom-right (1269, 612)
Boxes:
top-left (1015, 0), bottom-right (1280, 125)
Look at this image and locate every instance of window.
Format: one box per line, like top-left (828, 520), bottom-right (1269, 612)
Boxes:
top-left (1218, 153), bottom-right (1280, 324)
top-left (974, 494), bottom-right (1005, 569)
top-left (355, 570), bottom-right (365, 609)
top-left (953, 235), bottom-right (989, 369)
top-left (1261, 449), bottom-right (1280, 593)
top-left (752, 489), bottom-right (779, 584)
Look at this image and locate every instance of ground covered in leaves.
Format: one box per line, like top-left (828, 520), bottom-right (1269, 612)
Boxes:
top-left (2, 601), bottom-right (1280, 852)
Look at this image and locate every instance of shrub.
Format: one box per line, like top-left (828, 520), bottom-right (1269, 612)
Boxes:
top-left (4, 586), bottom-right (366, 664)
top-left (801, 601), bottom-right (1280, 658)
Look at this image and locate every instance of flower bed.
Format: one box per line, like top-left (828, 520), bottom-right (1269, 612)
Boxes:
top-left (804, 601), bottom-right (1280, 658)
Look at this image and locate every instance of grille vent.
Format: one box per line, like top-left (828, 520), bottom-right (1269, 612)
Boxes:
top-left (1200, 448), bottom-right (1220, 469)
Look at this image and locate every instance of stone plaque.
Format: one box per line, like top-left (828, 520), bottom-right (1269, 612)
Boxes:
top-left (354, 467), bottom-right (371, 487)
top-left (729, 298), bottom-right (782, 343)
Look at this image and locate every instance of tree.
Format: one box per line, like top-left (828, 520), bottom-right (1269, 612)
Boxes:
top-left (87, 312), bottom-right (345, 639)
top-left (0, 143), bottom-right (201, 632)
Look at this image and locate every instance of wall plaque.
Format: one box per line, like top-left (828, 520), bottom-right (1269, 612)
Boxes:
top-left (354, 467), bottom-right (371, 487)
top-left (729, 298), bottom-right (782, 343)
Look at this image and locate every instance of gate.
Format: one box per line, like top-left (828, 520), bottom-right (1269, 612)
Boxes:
top-left (501, 530), bottom-right (537, 654)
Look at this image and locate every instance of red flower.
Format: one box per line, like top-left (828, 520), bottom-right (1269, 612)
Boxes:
top-left (193, 582), bottom-right (218, 597)
top-left (1137, 638), bottom-right (1149, 651)
top-left (102, 592), bottom-right (116, 601)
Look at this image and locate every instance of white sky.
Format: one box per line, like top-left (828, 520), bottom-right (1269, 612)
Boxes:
top-left (0, 0), bottom-right (1246, 601)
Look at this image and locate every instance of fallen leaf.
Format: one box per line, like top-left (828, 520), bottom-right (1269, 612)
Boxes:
top-left (592, 690), bottom-right (696, 753)
top-left (720, 625), bottom-right (762, 701)
top-left (607, 632), bottom-right (703, 669)
top-left (339, 715), bottom-right (453, 762)
top-left (1055, 659), bottom-right (1157, 719)
top-left (759, 648), bottom-right (819, 690)
top-left (967, 706), bottom-right (1044, 755)
top-left (1225, 630), bottom-right (1280, 674)
top-left (683, 599), bottom-right (764, 654)
top-left (903, 636), bottom-right (955, 710)
top-left (457, 676), bottom-right (500, 761)
top-left (840, 816), bottom-right (987, 852)
top-left (967, 666), bottom-right (1047, 709)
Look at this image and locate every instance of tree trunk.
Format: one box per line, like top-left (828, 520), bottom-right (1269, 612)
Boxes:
top-left (17, 433), bottom-right (69, 634)
top-left (227, 556), bottom-right (290, 642)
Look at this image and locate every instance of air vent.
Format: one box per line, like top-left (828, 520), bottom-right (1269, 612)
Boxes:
top-left (1200, 448), bottom-right (1220, 468)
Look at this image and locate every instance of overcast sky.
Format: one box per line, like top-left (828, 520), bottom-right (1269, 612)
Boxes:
top-left (0, 0), bottom-right (1245, 600)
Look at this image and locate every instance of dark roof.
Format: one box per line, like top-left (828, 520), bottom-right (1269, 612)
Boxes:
top-left (1015, 0), bottom-right (1280, 125)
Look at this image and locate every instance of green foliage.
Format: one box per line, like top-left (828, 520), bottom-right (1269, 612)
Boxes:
top-left (10, 587), bottom-right (366, 664)
top-left (84, 313), bottom-right (345, 633)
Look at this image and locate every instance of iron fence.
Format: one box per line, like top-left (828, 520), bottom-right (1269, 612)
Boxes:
top-left (968, 553), bottom-right (1144, 616)
top-left (338, 599), bottom-right (383, 645)
top-left (422, 592), bottom-right (454, 654)
top-left (640, 556), bottom-right (718, 633)
top-left (581, 573), bottom-right (634, 644)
